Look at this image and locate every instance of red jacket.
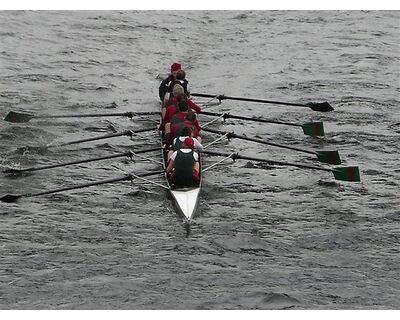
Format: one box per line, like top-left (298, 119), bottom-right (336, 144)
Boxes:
top-left (159, 97), bottom-right (201, 131)
top-left (165, 119), bottom-right (201, 147)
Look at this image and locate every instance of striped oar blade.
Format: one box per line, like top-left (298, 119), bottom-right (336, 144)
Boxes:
top-left (302, 121), bottom-right (324, 137)
top-left (315, 150), bottom-right (341, 165)
top-left (332, 166), bottom-right (360, 182)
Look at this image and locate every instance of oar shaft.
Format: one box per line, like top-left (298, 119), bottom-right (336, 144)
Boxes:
top-left (28, 175), bottom-right (132, 197)
top-left (51, 127), bottom-right (155, 147)
top-left (202, 127), bottom-right (315, 155)
top-left (191, 93), bottom-right (334, 112)
top-left (13, 152), bottom-right (131, 173)
top-left (26, 111), bottom-right (160, 120)
top-left (202, 150), bottom-right (331, 172)
top-left (53, 131), bottom-right (132, 147)
top-left (192, 93), bottom-right (307, 107)
top-left (25, 170), bottom-right (164, 198)
top-left (33, 112), bottom-right (131, 119)
top-left (236, 154), bottom-right (331, 172)
top-left (200, 111), bottom-right (301, 127)
top-left (4, 147), bottom-right (161, 174)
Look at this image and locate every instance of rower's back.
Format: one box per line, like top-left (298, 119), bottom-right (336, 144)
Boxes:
top-left (170, 138), bottom-right (200, 188)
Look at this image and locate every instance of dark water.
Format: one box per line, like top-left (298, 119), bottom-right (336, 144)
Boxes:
top-left (0, 11), bottom-right (399, 309)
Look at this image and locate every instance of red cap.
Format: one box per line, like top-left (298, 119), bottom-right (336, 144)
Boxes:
top-left (171, 63), bottom-right (181, 72)
top-left (183, 137), bottom-right (194, 147)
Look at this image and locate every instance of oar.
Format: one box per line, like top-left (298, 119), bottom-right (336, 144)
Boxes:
top-left (191, 93), bottom-right (334, 112)
top-left (201, 127), bottom-right (341, 165)
top-left (202, 150), bottom-right (360, 182)
top-left (0, 170), bottom-right (164, 203)
top-left (3, 111), bottom-right (161, 123)
top-left (3, 147), bottom-right (160, 175)
top-left (47, 127), bottom-right (156, 148)
top-left (201, 111), bottom-right (324, 137)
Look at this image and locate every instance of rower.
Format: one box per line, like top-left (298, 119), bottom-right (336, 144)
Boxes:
top-left (160, 84), bottom-right (186, 128)
top-left (164, 102), bottom-right (202, 147)
top-left (160, 85), bottom-right (201, 130)
top-left (167, 69), bottom-right (190, 98)
top-left (167, 126), bottom-right (203, 160)
top-left (159, 62), bottom-right (181, 103)
top-left (166, 137), bottom-right (200, 187)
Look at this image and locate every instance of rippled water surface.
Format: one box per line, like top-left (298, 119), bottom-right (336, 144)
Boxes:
top-left (0, 10), bottom-right (399, 309)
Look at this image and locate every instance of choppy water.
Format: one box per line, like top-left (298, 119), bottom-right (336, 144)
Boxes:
top-left (0, 10), bottom-right (399, 309)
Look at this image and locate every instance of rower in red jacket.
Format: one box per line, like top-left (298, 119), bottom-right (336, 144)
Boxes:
top-left (160, 84), bottom-right (185, 127)
top-left (159, 86), bottom-right (201, 130)
top-left (167, 126), bottom-right (203, 160)
top-left (165, 109), bottom-right (201, 148)
top-left (166, 137), bottom-right (200, 187)
top-left (159, 62), bottom-right (181, 102)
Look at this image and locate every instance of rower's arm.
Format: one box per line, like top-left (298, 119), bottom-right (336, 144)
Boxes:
top-left (164, 126), bottom-right (175, 147)
top-left (187, 99), bottom-right (201, 113)
top-left (166, 159), bottom-right (174, 174)
top-left (194, 139), bottom-right (203, 151)
top-left (159, 77), bottom-right (170, 101)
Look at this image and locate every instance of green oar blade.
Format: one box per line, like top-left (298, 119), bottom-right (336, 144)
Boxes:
top-left (302, 121), bottom-right (324, 137)
top-left (332, 166), bottom-right (360, 182)
top-left (4, 111), bottom-right (34, 123)
top-left (305, 102), bottom-right (334, 112)
top-left (315, 150), bottom-right (341, 165)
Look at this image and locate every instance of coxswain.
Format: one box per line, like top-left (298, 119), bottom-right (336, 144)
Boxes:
top-left (159, 62), bottom-right (181, 102)
top-left (166, 137), bottom-right (200, 187)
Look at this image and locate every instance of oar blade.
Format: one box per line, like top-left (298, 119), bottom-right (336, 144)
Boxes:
top-left (2, 168), bottom-right (22, 175)
top-left (4, 111), bottom-right (34, 123)
top-left (315, 150), bottom-right (341, 165)
top-left (302, 121), bottom-right (325, 137)
top-left (305, 102), bottom-right (334, 112)
top-left (332, 166), bottom-right (360, 182)
top-left (0, 194), bottom-right (22, 203)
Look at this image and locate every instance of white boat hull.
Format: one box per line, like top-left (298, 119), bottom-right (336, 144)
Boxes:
top-left (171, 187), bottom-right (200, 221)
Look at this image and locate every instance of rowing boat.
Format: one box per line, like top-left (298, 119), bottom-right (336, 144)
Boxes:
top-left (1, 87), bottom-right (361, 214)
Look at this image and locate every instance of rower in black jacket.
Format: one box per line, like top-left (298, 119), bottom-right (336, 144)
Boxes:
top-left (159, 62), bottom-right (181, 102)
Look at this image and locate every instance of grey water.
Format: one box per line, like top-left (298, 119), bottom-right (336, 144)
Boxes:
top-left (0, 10), bottom-right (399, 309)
